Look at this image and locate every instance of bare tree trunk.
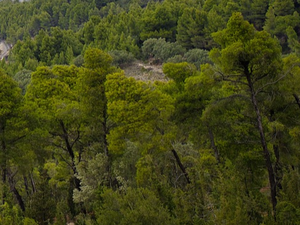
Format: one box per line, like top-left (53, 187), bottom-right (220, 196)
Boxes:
top-left (171, 149), bottom-right (191, 184)
top-left (60, 120), bottom-right (81, 191)
top-left (208, 126), bottom-right (220, 163)
top-left (1, 124), bottom-right (7, 205)
top-left (30, 172), bottom-right (36, 193)
top-left (102, 104), bottom-right (109, 157)
top-left (24, 176), bottom-right (30, 196)
top-left (273, 145), bottom-right (282, 190)
top-left (8, 170), bottom-right (25, 212)
top-left (293, 93), bottom-right (300, 109)
top-left (246, 73), bottom-right (277, 216)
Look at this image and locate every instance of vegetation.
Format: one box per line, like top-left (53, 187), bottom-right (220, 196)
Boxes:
top-left (0, 0), bottom-right (300, 224)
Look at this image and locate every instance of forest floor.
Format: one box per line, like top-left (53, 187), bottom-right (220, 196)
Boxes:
top-left (122, 60), bottom-right (167, 82)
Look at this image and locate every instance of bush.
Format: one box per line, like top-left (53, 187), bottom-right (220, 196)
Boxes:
top-left (141, 38), bottom-right (159, 59)
top-left (166, 55), bottom-right (184, 64)
top-left (13, 69), bottom-right (32, 95)
top-left (166, 49), bottom-right (212, 69)
top-left (142, 38), bottom-right (186, 63)
top-left (95, 188), bottom-right (179, 225)
top-left (108, 50), bottom-right (135, 67)
top-left (184, 48), bottom-right (211, 69)
top-left (72, 55), bottom-right (84, 67)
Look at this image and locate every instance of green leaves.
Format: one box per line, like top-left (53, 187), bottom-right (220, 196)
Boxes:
top-left (212, 12), bottom-right (255, 48)
top-left (25, 66), bottom-right (79, 121)
top-left (163, 62), bottom-right (197, 86)
top-left (96, 187), bottom-right (178, 225)
top-left (83, 47), bottom-right (113, 69)
top-left (0, 71), bottom-right (22, 118)
top-left (177, 7), bottom-right (207, 49)
top-left (106, 72), bottom-right (174, 155)
top-left (211, 12), bottom-right (282, 81)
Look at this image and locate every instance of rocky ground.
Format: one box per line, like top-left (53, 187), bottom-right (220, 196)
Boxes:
top-left (122, 60), bottom-right (167, 82)
top-left (0, 41), bottom-right (10, 60)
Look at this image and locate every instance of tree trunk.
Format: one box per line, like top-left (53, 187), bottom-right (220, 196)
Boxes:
top-left (102, 105), bottom-right (109, 157)
top-left (8, 171), bottom-right (25, 212)
top-left (293, 93), bottom-right (300, 109)
top-left (59, 120), bottom-right (81, 191)
top-left (30, 172), bottom-right (36, 193)
top-left (273, 144), bottom-right (282, 190)
top-left (208, 126), bottom-right (220, 163)
top-left (246, 73), bottom-right (277, 216)
top-left (171, 149), bottom-right (191, 184)
top-left (1, 124), bottom-right (7, 205)
top-left (24, 176), bottom-right (30, 196)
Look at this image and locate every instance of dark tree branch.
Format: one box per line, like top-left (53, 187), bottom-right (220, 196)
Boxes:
top-left (293, 93), bottom-right (300, 109)
top-left (51, 142), bottom-right (68, 152)
top-left (212, 94), bottom-right (249, 105)
top-left (8, 135), bottom-right (26, 145)
top-left (207, 126), bottom-right (220, 163)
top-left (58, 153), bottom-right (73, 171)
top-left (7, 170), bottom-right (25, 212)
top-left (59, 120), bottom-right (75, 160)
top-left (171, 148), bottom-right (191, 184)
top-left (30, 172), bottom-right (36, 193)
top-left (71, 129), bottom-right (80, 149)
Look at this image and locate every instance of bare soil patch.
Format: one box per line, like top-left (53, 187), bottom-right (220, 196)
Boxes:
top-left (122, 60), bottom-right (167, 82)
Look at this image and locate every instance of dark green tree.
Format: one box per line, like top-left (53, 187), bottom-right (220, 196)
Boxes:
top-left (210, 12), bottom-right (283, 216)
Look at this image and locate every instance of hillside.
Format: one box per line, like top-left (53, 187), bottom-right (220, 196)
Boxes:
top-left (0, 0), bottom-right (300, 224)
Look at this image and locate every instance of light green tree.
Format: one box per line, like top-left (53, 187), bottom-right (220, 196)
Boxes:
top-left (25, 65), bottom-right (82, 193)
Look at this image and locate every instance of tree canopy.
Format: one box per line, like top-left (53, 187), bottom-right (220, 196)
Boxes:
top-left (1, 0), bottom-right (300, 224)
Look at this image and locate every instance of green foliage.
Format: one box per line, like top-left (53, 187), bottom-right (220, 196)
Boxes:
top-left (279, 168), bottom-right (300, 208)
top-left (106, 72), bottom-right (174, 155)
top-left (0, 71), bottom-right (22, 118)
top-left (142, 38), bottom-right (186, 62)
top-left (95, 188), bottom-right (179, 225)
top-left (72, 55), bottom-right (84, 67)
top-left (111, 141), bottom-right (141, 189)
top-left (26, 171), bottom-right (56, 225)
top-left (77, 48), bottom-right (118, 156)
top-left (287, 26), bottom-right (300, 55)
top-left (213, 160), bottom-right (267, 225)
top-left (3, 1), bottom-right (300, 224)
top-left (0, 203), bottom-right (23, 225)
top-left (264, 2), bottom-right (300, 53)
top-left (273, 0), bottom-right (295, 16)
top-left (177, 8), bottom-right (208, 49)
top-left (167, 48), bottom-right (211, 69)
top-left (23, 218), bottom-right (38, 225)
top-left (276, 201), bottom-right (300, 225)
top-left (248, 0), bottom-right (269, 30)
top-left (83, 47), bottom-right (113, 69)
top-left (163, 62), bottom-right (197, 86)
top-left (206, 12), bottom-right (297, 221)
top-left (211, 12), bottom-right (282, 78)
top-left (73, 153), bottom-right (109, 204)
top-left (140, 1), bottom-right (177, 41)
top-left (13, 69), bottom-right (32, 95)
top-left (108, 50), bottom-right (135, 67)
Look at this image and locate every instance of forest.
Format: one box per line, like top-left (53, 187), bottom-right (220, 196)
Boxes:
top-left (1, 0), bottom-right (300, 224)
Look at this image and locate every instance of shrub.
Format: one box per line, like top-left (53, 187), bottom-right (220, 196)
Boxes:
top-left (166, 49), bottom-right (212, 69)
top-left (108, 50), bottom-right (135, 67)
top-left (142, 38), bottom-right (186, 63)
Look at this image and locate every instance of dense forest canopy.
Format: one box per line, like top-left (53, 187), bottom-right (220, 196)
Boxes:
top-left (0, 0), bottom-right (300, 224)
